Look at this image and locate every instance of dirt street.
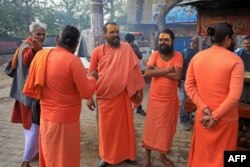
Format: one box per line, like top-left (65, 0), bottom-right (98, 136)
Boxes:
top-left (0, 70), bottom-right (191, 167)
top-left (0, 54), bottom-right (12, 66)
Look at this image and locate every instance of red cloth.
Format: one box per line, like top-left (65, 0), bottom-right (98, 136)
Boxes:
top-left (11, 101), bottom-right (32, 129)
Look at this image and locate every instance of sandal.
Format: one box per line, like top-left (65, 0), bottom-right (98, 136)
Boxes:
top-left (98, 160), bottom-right (110, 167)
top-left (124, 159), bottom-right (138, 165)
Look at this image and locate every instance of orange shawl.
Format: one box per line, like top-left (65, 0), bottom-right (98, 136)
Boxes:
top-left (23, 48), bottom-right (53, 99)
top-left (12, 37), bottom-right (32, 69)
top-left (94, 43), bottom-right (145, 99)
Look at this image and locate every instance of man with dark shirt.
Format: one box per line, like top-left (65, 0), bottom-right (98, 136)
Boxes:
top-left (179, 36), bottom-right (199, 130)
top-left (125, 33), bottom-right (146, 116)
top-left (235, 35), bottom-right (250, 103)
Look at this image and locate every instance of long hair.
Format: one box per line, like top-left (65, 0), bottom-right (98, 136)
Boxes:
top-left (58, 25), bottom-right (80, 49)
top-left (207, 22), bottom-right (234, 44)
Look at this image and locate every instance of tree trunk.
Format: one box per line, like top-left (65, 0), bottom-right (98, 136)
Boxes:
top-left (156, 0), bottom-right (183, 31)
top-left (90, 0), bottom-right (104, 146)
top-left (90, 0), bottom-right (104, 47)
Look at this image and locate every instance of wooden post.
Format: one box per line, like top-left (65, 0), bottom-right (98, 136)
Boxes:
top-left (90, 0), bottom-right (104, 47)
top-left (90, 0), bottom-right (104, 145)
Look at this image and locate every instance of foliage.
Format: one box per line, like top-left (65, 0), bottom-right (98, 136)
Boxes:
top-left (103, 0), bottom-right (127, 25)
top-left (0, 0), bottom-right (42, 37)
top-left (0, 0), bottom-right (127, 38)
top-left (157, 0), bottom-right (183, 31)
top-left (0, 0), bottom-right (91, 37)
top-left (45, 0), bottom-right (91, 34)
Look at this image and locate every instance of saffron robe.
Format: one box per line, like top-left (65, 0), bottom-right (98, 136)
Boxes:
top-left (142, 51), bottom-right (183, 153)
top-left (24, 47), bottom-right (96, 167)
top-left (185, 45), bottom-right (244, 167)
top-left (89, 42), bottom-right (145, 164)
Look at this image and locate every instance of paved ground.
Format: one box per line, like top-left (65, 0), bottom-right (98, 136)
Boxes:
top-left (0, 72), bottom-right (192, 167)
top-left (0, 59), bottom-right (249, 167)
top-left (0, 54), bottom-right (12, 66)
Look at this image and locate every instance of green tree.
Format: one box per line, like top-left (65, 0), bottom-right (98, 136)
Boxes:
top-left (45, 0), bottom-right (91, 33)
top-left (0, 0), bottom-right (127, 37)
top-left (38, 7), bottom-right (60, 35)
top-left (0, 0), bottom-right (15, 37)
top-left (103, 0), bottom-right (127, 25)
top-left (0, 0), bottom-right (47, 37)
top-left (156, 0), bottom-right (183, 31)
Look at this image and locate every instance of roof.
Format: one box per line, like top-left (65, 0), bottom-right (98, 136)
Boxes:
top-left (179, 0), bottom-right (250, 9)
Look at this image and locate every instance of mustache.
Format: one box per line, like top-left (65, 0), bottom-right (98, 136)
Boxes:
top-left (113, 36), bottom-right (120, 40)
top-left (159, 44), bottom-right (171, 50)
top-left (160, 44), bottom-right (167, 47)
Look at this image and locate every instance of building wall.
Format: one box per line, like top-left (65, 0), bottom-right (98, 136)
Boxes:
top-left (126, 0), bottom-right (197, 50)
top-left (127, 0), bottom-right (176, 24)
top-left (127, 0), bottom-right (153, 24)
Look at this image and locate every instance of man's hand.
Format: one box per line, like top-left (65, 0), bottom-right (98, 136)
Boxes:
top-left (87, 97), bottom-right (95, 111)
top-left (200, 107), bottom-right (216, 128)
top-left (90, 70), bottom-right (98, 80)
top-left (133, 90), bottom-right (143, 104)
top-left (202, 107), bottom-right (211, 116)
top-left (166, 66), bottom-right (175, 73)
top-left (155, 66), bottom-right (175, 75)
top-left (32, 39), bottom-right (42, 52)
top-left (200, 115), bottom-right (217, 128)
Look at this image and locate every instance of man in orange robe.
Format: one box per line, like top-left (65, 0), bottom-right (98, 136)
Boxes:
top-left (185, 22), bottom-right (244, 167)
top-left (142, 29), bottom-right (183, 167)
top-left (87, 22), bottom-right (145, 167)
top-left (23, 25), bottom-right (97, 167)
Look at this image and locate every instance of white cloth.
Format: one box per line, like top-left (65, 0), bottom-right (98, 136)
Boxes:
top-left (23, 123), bottom-right (39, 161)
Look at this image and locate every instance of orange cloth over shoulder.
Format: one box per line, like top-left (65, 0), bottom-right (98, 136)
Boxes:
top-left (12, 37), bottom-right (33, 69)
top-left (90, 42), bottom-right (145, 99)
top-left (39, 47), bottom-right (96, 123)
top-left (23, 48), bottom-right (53, 99)
top-left (37, 47), bottom-right (96, 167)
top-left (11, 47), bottom-right (20, 69)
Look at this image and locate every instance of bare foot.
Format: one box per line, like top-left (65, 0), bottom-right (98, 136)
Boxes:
top-left (159, 154), bottom-right (174, 167)
top-left (21, 161), bottom-right (31, 167)
top-left (141, 161), bottom-right (152, 167)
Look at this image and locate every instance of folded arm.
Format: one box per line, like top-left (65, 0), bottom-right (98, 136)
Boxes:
top-left (144, 65), bottom-right (182, 81)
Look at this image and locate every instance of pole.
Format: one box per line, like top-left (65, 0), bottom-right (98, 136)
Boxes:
top-left (90, 0), bottom-right (104, 47)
